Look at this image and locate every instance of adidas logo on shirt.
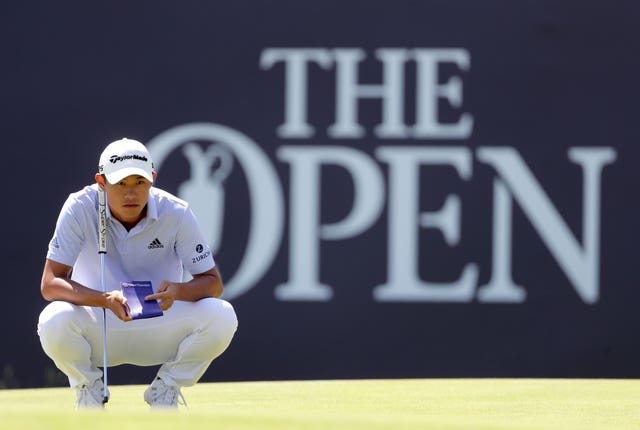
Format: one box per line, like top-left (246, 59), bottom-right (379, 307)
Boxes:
top-left (148, 238), bottom-right (164, 249)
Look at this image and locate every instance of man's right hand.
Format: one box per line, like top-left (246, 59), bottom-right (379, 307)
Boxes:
top-left (104, 290), bottom-right (132, 321)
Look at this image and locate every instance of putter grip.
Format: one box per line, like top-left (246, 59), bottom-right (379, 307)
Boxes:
top-left (98, 189), bottom-right (107, 254)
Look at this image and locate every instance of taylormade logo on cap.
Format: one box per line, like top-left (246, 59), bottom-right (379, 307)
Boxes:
top-left (109, 154), bottom-right (149, 164)
top-left (98, 138), bottom-right (155, 184)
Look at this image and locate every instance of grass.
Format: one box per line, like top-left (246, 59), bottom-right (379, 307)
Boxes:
top-left (1, 379), bottom-right (639, 429)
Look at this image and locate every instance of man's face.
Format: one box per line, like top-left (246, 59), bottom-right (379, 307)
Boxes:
top-left (103, 175), bottom-right (153, 227)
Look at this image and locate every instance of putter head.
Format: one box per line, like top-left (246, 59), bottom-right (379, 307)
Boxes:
top-left (102, 383), bottom-right (109, 404)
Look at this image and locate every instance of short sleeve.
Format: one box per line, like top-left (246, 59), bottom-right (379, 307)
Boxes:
top-left (46, 193), bottom-right (87, 267)
top-left (175, 206), bottom-right (216, 275)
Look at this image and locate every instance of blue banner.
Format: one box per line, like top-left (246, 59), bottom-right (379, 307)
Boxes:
top-left (2, 1), bottom-right (638, 387)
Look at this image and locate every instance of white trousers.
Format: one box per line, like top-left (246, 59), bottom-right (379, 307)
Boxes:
top-left (37, 298), bottom-right (237, 388)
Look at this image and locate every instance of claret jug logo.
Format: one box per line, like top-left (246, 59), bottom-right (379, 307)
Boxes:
top-left (148, 47), bottom-right (617, 304)
top-left (147, 124), bottom-right (284, 301)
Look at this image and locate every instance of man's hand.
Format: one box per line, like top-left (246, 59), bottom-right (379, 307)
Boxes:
top-left (145, 280), bottom-right (177, 311)
top-left (104, 290), bottom-right (132, 322)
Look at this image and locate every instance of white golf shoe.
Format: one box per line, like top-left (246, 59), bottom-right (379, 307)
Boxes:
top-left (76, 379), bottom-right (107, 409)
top-left (143, 376), bottom-right (187, 409)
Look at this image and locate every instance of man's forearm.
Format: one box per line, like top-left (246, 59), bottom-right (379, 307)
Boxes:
top-left (176, 272), bottom-right (223, 301)
top-left (41, 277), bottom-right (108, 308)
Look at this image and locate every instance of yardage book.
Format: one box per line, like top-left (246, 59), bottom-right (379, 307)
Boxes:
top-left (120, 281), bottom-right (164, 320)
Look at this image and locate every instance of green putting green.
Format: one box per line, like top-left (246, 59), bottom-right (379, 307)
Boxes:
top-left (1, 379), bottom-right (638, 430)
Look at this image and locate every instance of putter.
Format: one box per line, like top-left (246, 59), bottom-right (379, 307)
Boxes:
top-left (98, 187), bottom-right (109, 404)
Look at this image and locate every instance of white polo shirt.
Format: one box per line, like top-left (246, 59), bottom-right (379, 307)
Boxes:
top-left (47, 184), bottom-right (216, 293)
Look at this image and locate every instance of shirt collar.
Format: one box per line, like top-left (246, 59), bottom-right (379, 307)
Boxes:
top-left (146, 188), bottom-right (158, 220)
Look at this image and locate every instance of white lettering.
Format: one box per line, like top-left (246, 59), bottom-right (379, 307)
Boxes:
top-left (275, 146), bottom-right (385, 300)
top-left (476, 147), bottom-right (617, 304)
top-left (260, 48), bottom-right (333, 138)
top-left (373, 147), bottom-right (479, 302)
top-left (328, 48), bottom-right (409, 139)
top-left (413, 48), bottom-right (473, 139)
top-left (261, 47), bottom-right (473, 140)
top-left (476, 179), bottom-right (526, 302)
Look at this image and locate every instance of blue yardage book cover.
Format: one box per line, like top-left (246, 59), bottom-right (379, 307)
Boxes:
top-left (120, 281), bottom-right (164, 320)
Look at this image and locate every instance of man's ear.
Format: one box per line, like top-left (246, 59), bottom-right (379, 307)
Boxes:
top-left (152, 171), bottom-right (157, 182)
top-left (95, 173), bottom-right (106, 190)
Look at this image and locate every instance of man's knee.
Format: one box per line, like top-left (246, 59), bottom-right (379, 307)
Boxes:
top-left (202, 298), bottom-right (237, 332)
top-left (192, 298), bottom-right (238, 349)
top-left (37, 302), bottom-right (91, 354)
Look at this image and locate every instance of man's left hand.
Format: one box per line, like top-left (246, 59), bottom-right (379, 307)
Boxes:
top-left (145, 280), bottom-right (178, 311)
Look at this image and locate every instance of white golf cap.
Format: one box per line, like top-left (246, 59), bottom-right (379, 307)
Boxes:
top-left (98, 138), bottom-right (155, 184)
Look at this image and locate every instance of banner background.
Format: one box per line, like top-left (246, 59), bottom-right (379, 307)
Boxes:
top-left (1, 1), bottom-right (638, 388)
